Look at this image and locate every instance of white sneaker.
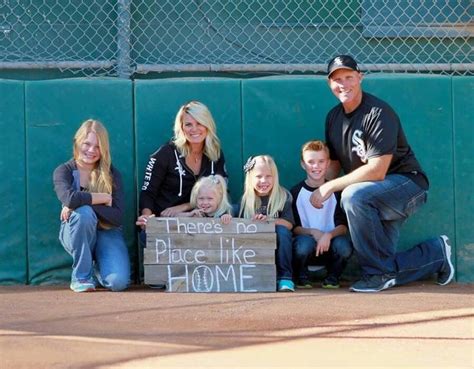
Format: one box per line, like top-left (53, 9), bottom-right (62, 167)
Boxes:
top-left (437, 235), bottom-right (455, 286)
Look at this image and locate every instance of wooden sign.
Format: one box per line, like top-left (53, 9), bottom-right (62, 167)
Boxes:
top-left (144, 217), bottom-right (277, 292)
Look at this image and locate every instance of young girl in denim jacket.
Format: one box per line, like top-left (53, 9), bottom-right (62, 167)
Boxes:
top-left (178, 174), bottom-right (233, 224)
top-left (239, 155), bottom-right (295, 292)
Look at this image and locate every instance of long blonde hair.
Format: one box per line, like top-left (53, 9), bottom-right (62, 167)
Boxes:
top-left (190, 175), bottom-right (232, 217)
top-left (73, 119), bottom-right (113, 194)
top-left (239, 155), bottom-right (287, 219)
top-left (172, 101), bottom-right (221, 162)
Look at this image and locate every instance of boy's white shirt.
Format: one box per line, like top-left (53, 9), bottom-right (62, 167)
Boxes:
top-left (295, 185), bottom-right (337, 232)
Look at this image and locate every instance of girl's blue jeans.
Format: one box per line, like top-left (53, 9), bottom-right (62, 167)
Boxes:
top-left (59, 205), bottom-right (130, 291)
top-left (276, 225), bottom-right (293, 280)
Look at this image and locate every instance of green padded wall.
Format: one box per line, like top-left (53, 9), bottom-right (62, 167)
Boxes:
top-left (453, 77), bottom-right (474, 283)
top-left (25, 79), bottom-right (135, 284)
top-left (0, 75), bottom-right (470, 284)
top-left (134, 78), bottom-right (243, 203)
top-left (0, 80), bottom-right (27, 284)
top-left (241, 76), bottom-right (354, 277)
top-left (363, 75), bottom-right (455, 253)
top-left (241, 76), bottom-right (333, 190)
top-left (241, 74), bottom-right (458, 279)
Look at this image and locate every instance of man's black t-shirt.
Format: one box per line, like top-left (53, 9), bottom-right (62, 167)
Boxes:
top-left (325, 92), bottom-right (428, 190)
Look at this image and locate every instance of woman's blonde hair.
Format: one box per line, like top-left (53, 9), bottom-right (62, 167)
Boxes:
top-left (190, 175), bottom-right (232, 217)
top-left (73, 119), bottom-right (113, 195)
top-left (172, 101), bottom-right (221, 162)
top-left (239, 155), bottom-right (287, 219)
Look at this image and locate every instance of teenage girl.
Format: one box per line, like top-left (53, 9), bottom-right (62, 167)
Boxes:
top-left (53, 119), bottom-right (130, 292)
top-left (239, 155), bottom-right (295, 291)
top-left (178, 174), bottom-right (233, 224)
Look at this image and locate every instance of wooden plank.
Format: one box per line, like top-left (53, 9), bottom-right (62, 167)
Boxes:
top-left (144, 246), bottom-right (275, 265)
top-left (145, 233), bottom-right (276, 250)
top-left (146, 217), bottom-right (276, 234)
top-left (144, 264), bottom-right (276, 292)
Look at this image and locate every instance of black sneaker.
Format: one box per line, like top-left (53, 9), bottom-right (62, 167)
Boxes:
top-left (350, 274), bottom-right (396, 293)
top-left (437, 235), bottom-right (455, 286)
top-left (322, 275), bottom-right (340, 289)
top-left (296, 278), bottom-right (313, 289)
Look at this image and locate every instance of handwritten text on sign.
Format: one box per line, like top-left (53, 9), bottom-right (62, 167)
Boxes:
top-left (157, 217), bottom-right (271, 234)
top-left (154, 237), bottom-right (257, 264)
top-left (144, 218), bottom-right (276, 292)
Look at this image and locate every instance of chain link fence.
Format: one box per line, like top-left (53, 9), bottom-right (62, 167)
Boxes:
top-left (1, 1), bottom-right (472, 77)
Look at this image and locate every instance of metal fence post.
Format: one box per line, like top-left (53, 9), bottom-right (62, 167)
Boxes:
top-left (117, 0), bottom-right (132, 78)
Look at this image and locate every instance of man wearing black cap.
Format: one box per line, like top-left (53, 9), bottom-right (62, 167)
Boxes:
top-left (310, 55), bottom-right (454, 292)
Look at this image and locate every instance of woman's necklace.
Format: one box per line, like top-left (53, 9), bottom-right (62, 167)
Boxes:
top-left (190, 152), bottom-right (202, 163)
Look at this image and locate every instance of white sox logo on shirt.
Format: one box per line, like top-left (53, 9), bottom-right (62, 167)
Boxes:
top-left (351, 107), bottom-right (382, 163)
top-left (363, 107), bottom-right (382, 126)
top-left (351, 130), bottom-right (368, 163)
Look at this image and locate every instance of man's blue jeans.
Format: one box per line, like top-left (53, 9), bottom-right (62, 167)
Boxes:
top-left (59, 205), bottom-right (130, 291)
top-left (293, 234), bottom-right (352, 280)
top-left (340, 174), bottom-right (445, 285)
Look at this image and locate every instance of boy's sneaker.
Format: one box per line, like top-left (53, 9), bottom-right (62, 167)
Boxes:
top-left (70, 280), bottom-right (96, 293)
top-left (277, 279), bottom-right (295, 292)
top-left (296, 279), bottom-right (313, 289)
top-left (349, 274), bottom-right (396, 293)
top-left (322, 275), bottom-right (340, 289)
top-left (437, 235), bottom-right (455, 286)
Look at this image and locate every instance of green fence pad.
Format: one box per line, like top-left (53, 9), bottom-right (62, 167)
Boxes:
top-left (25, 78), bottom-right (134, 285)
top-left (363, 74), bottom-right (455, 252)
top-left (241, 76), bottom-right (333, 190)
top-left (0, 80), bottom-right (27, 284)
top-left (241, 74), bottom-right (457, 278)
top-left (134, 78), bottom-right (242, 202)
top-left (241, 76), bottom-right (351, 276)
top-left (453, 77), bottom-right (474, 283)
top-left (1, 74), bottom-right (471, 284)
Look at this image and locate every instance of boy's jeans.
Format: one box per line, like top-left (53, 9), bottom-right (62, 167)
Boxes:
top-left (341, 174), bottom-right (445, 285)
top-left (293, 234), bottom-right (352, 281)
top-left (59, 205), bottom-right (130, 291)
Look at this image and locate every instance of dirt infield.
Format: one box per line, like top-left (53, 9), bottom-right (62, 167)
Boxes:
top-left (0, 282), bottom-right (472, 369)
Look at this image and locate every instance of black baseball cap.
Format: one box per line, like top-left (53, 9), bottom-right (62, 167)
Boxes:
top-left (327, 55), bottom-right (360, 77)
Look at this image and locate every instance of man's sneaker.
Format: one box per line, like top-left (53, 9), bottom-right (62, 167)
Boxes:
top-left (349, 274), bottom-right (396, 293)
top-left (437, 235), bottom-right (455, 286)
top-left (70, 280), bottom-right (96, 293)
top-left (296, 279), bottom-right (313, 289)
top-left (322, 275), bottom-right (340, 289)
top-left (277, 279), bottom-right (295, 292)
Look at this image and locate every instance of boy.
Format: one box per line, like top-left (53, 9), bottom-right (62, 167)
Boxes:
top-left (290, 140), bottom-right (352, 288)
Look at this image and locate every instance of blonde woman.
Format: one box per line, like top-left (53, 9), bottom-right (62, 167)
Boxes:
top-left (137, 101), bottom-right (227, 227)
top-left (239, 155), bottom-right (295, 292)
top-left (53, 119), bottom-right (130, 292)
